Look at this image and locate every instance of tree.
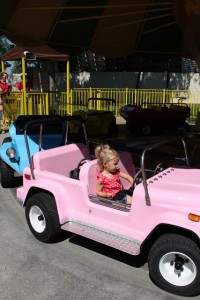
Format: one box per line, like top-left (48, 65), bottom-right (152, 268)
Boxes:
top-left (11, 61), bottom-right (22, 73)
top-left (0, 36), bottom-right (14, 69)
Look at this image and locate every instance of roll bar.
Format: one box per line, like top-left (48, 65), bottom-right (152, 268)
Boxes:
top-left (23, 115), bottom-right (89, 180)
top-left (140, 136), bottom-right (190, 206)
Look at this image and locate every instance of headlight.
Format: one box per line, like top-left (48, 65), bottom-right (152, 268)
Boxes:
top-left (6, 147), bottom-right (16, 159)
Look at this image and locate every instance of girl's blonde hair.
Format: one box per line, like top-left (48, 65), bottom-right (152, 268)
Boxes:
top-left (94, 144), bottom-right (119, 171)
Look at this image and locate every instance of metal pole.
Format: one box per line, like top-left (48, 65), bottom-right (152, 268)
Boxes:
top-left (1, 61), bottom-right (5, 72)
top-left (22, 57), bottom-right (27, 114)
top-left (24, 130), bottom-right (35, 179)
top-left (66, 60), bottom-right (71, 114)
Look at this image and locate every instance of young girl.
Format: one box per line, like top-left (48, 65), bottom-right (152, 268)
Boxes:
top-left (95, 144), bottom-right (134, 204)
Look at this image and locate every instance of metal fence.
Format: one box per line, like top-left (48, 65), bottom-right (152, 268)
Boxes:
top-left (67, 88), bottom-right (200, 124)
top-left (3, 88), bottom-right (200, 125)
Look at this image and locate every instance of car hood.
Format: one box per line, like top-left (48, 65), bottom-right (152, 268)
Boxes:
top-left (146, 167), bottom-right (200, 211)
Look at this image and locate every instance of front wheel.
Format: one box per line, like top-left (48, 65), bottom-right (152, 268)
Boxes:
top-left (177, 122), bottom-right (190, 134)
top-left (25, 193), bottom-right (61, 242)
top-left (140, 124), bottom-right (152, 136)
top-left (0, 136), bottom-right (15, 188)
top-left (148, 234), bottom-right (200, 297)
top-left (0, 158), bottom-right (15, 188)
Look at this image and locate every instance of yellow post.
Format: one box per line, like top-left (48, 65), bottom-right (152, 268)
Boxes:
top-left (1, 61), bottom-right (5, 72)
top-left (89, 87), bottom-right (92, 98)
top-left (125, 88), bottom-right (128, 104)
top-left (66, 60), bottom-right (72, 114)
top-left (66, 60), bottom-right (70, 96)
top-left (162, 89), bottom-right (166, 104)
top-left (45, 93), bottom-right (49, 115)
top-left (21, 57), bottom-right (27, 114)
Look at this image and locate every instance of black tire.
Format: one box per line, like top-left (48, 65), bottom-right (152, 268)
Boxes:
top-left (0, 136), bottom-right (14, 188)
top-left (107, 123), bottom-right (118, 137)
top-left (0, 158), bottom-right (15, 188)
top-left (2, 137), bottom-right (12, 144)
top-left (25, 193), bottom-right (61, 242)
top-left (140, 124), bottom-right (152, 136)
top-left (177, 122), bottom-right (190, 134)
top-left (148, 234), bottom-right (200, 297)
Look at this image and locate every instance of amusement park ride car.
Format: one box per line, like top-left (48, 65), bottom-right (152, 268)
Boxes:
top-left (0, 115), bottom-right (89, 188)
top-left (1, 109), bottom-right (200, 297)
top-left (1, 115), bottom-right (199, 297)
top-left (120, 102), bottom-right (190, 136)
top-left (70, 97), bottom-right (118, 138)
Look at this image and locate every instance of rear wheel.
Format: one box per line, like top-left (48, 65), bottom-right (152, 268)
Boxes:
top-left (25, 193), bottom-right (61, 242)
top-left (148, 234), bottom-right (200, 297)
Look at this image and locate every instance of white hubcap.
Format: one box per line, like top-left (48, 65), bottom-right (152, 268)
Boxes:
top-left (159, 252), bottom-right (197, 286)
top-left (29, 205), bottom-right (46, 233)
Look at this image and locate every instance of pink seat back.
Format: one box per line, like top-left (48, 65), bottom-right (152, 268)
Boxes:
top-left (33, 143), bottom-right (89, 177)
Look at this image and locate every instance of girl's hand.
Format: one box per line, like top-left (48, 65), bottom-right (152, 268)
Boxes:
top-left (106, 193), bottom-right (112, 199)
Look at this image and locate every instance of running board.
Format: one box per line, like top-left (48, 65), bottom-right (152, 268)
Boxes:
top-left (61, 221), bottom-right (140, 255)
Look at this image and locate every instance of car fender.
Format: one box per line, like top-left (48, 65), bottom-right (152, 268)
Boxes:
top-left (0, 141), bottom-right (13, 156)
top-left (0, 142), bottom-right (21, 173)
top-left (145, 209), bottom-right (200, 241)
top-left (21, 174), bottom-right (88, 223)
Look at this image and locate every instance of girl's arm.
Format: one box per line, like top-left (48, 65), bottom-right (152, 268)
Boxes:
top-left (96, 180), bottom-right (112, 199)
top-left (120, 171), bottom-right (134, 185)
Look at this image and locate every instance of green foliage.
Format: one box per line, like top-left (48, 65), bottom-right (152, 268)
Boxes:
top-left (11, 61), bottom-right (21, 73)
top-left (0, 36), bottom-right (13, 56)
top-left (0, 36), bottom-right (14, 70)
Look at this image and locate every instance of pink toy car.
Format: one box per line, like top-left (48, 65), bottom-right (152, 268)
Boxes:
top-left (17, 135), bottom-right (200, 297)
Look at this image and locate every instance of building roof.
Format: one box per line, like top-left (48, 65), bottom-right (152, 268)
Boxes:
top-left (1, 45), bottom-right (69, 61)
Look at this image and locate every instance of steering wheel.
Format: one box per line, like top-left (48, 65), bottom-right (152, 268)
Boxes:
top-left (132, 168), bottom-right (143, 188)
top-left (154, 163), bottom-right (165, 175)
top-left (70, 156), bottom-right (93, 180)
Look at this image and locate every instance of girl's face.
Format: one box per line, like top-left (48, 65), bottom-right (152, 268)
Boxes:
top-left (104, 156), bottom-right (120, 173)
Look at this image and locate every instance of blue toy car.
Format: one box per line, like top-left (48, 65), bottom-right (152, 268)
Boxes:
top-left (0, 115), bottom-right (88, 188)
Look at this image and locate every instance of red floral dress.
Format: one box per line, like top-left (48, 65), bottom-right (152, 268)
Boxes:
top-left (97, 171), bottom-right (123, 198)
